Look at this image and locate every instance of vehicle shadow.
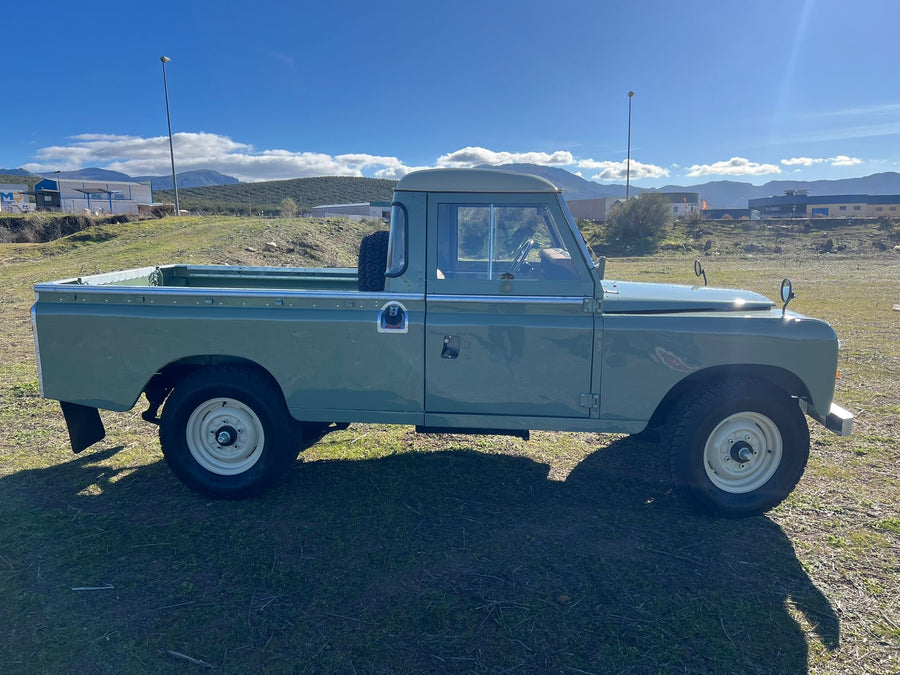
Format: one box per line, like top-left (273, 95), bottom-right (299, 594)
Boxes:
top-left (1, 434), bottom-right (838, 672)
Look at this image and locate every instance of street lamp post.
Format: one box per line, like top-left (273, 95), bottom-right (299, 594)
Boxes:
top-left (160, 56), bottom-right (180, 216)
top-left (54, 170), bottom-right (62, 211)
top-left (625, 90), bottom-right (634, 201)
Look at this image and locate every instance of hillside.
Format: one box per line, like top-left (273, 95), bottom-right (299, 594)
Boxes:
top-left (0, 174), bottom-right (40, 189)
top-left (483, 164), bottom-right (900, 207)
top-left (154, 175), bottom-right (397, 214)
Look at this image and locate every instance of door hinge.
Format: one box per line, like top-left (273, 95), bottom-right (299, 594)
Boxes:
top-left (583, 298), bottom-right (601, 313)
top-left (580, 394), bottom-right (599, 409)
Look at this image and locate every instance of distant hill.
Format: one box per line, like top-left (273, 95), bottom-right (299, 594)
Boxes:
top-left (134, 170), bottom-right (241, 191)
top-left (154, 175), bottom-right (397, 214)
top-left (672, 172), bottom-right (900, 208)
top-left (6, 163), bottom-right (900, 210)
top-left (48, 167), bottom-right (240, 189)
top-left (0, 174), bottom-right (40, 189)
top-left (483, 164), bottom-right (900, 207)
top-left (54, 167), bottom-right (135, 182)
top-left (477, 163), bottom-right (637, 200)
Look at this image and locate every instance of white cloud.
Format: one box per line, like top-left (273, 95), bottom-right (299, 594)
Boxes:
top-left (374, 164), bottom-right (433, 180)
top-left (687, 157), bottom-right (781, 177)
top-left (829, 154), bottom-right (862, 167)
top-left (436, 146), bottom-right (574, 168)
top-left (23, 132), bottom-right (411, 182)
top-left (781, 155), bottom-right (862, 168)
top-left (781, 157), bottom-right (823, 167)
top-left (578, 158), bottom-right (669, 181)
top-left (39, 133), bottom-right (858, 189)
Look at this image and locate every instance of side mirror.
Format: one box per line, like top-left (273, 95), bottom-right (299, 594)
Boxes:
top-left (780, 278), bottom-right (795, 317)
top-left (694, 259), bottom-right (707, 286)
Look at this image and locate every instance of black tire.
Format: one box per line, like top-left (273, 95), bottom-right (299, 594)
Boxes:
top-left (663, 377), bottom-right (810, 518)
top-left (358, 230), bottom-right (389, 292)
top-left (159, 365), bottom-right (301, 498)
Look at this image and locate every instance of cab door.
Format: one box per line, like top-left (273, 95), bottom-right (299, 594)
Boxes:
top-left (424, 194), bottom-right (596, 419)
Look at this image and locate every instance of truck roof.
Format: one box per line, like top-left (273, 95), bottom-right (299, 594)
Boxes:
top-left (394, 168), bottom-right (561, 194)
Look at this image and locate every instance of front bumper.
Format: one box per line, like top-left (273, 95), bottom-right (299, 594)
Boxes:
top-left (799, 400), bottom-right (854, 437)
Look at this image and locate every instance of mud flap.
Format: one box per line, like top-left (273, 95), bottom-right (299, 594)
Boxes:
top-left (60, 402), bottom-right (106, 453)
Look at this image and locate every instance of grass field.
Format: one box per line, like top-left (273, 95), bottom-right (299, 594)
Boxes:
top-left (1, 215), bottom-right (897, 673)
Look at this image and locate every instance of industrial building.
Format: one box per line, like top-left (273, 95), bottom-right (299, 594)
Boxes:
top-left (0, 184), bottom-right (35, 213)
top-left (309, 201), bottom-right (392, 220)
top-left (31, 178), bottom-right (152, 214)
top-left (660, 192), bottom-right (701, 218)
top-left (748, 190), bottom-right (900, 218)
top-left (567, 192), bottom-right (700, 222)
top-left (565, 197), bottom-right (619, 222)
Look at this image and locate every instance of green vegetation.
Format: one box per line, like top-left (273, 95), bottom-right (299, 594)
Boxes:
top-left (0, 174), bottom-right (40, 189)
top-left (279, 196), bottom-right (299, 217)
top-left (155, 175), bottom-right (396, 215)
top-left (603, 192), bottom-right (671, 253)
top-left (0, 215), bottom-right (897, 672)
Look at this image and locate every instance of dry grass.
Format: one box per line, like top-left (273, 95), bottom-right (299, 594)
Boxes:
top-left (0, 216), bottom-right (897, 672)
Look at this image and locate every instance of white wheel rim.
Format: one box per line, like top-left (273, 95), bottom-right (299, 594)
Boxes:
top-left (703, 412), bottom-right (782, 493)
top-left (185, 398), bottom-right (265, 475)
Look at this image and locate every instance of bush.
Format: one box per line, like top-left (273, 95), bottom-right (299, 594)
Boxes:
top-left (606, 193), bottom-right (671, 254)
top-left (280, 198), bottom-right (299, 218)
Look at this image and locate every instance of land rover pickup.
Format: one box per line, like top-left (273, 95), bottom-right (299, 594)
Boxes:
top-left (31, 168), bottom-right (853, 517)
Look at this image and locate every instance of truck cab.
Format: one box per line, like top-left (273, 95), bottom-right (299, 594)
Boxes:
top-left (381, 169), bottom-right (602, 424)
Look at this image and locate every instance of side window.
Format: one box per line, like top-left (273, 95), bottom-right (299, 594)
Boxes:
top-left (436, 203), bottom-right (576, 281)
top-left (385, 202), bottom-right (407, 277)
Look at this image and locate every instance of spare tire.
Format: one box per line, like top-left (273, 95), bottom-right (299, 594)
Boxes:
top-left (358, 230), bottom-right (390, 292)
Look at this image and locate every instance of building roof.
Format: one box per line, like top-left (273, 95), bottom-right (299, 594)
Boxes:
top-left (34, 178), bottom-right (151, 190)
top-left (395, 168), bottom-right (561, 194)
top-left (310, 203), bottom-right (372, 209)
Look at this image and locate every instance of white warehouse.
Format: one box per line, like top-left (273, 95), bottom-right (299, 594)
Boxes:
top-left (309, 201), bottom-right (392, 221)
top-left (32, 178), bottom-right (153, 215)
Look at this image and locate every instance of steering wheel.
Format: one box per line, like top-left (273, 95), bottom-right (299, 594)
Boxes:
top-left (506, 239), bottom-right (535, 279)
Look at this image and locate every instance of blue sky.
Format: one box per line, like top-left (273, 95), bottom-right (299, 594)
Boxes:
top-left (3, 0), bottom-right (899, 187)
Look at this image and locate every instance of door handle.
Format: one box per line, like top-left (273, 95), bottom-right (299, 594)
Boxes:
top-left (441, 335), bottom-right (460, 359)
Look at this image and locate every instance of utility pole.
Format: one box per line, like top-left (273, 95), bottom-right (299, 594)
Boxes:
top-left (160, 56), bottom-right (180, 215)
top-left (626, 90), bottom-right (634, 200)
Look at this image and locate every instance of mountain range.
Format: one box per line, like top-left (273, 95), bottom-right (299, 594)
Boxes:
top-left (481, 163), bottom-right (900, 208)
top-left (0, 167), bottom-right (239, 190)
top-left (4, 165), bottom-right (900, 209)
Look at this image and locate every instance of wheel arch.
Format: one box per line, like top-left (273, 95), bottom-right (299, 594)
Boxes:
top-left (646, 364), bottom-right (808, 431)
top-left (143, 355), bottom-right (287, 411)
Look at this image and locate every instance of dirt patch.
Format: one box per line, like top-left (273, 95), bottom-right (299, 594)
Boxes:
top-left (0, 213), bottom-right (143, 244)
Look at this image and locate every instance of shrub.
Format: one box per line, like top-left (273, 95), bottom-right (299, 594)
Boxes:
top-left (606, 193), bottom-right (671, 254)
top-left (280, 198), bottom-right (299, 218)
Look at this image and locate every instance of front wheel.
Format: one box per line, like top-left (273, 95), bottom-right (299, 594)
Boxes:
top-left (663, 378), bottom-right (810, 518)
top-left (159, 365), bottom-right (300, 498)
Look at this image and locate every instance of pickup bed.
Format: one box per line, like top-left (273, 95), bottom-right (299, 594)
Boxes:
top-left (32, 168), bottom-right (852, 517)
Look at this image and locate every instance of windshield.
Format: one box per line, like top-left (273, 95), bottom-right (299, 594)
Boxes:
top-left (559, 197), bottom-right (597, 270)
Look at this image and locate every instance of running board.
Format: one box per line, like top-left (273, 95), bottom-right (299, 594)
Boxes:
top-left (415, 426), bottom-right (530, 441)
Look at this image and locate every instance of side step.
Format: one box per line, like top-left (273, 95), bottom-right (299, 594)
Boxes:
top-left (415, 426), bottom-right (530, 441)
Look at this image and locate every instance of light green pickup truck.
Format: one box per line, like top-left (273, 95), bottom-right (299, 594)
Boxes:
top-left (31, 168), bottom-right (852, 517)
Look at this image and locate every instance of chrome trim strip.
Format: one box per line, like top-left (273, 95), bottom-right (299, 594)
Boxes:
top-left (32, 282), bottom-right (425, 303)
top-left (425, 294), bottom-right (588, 305)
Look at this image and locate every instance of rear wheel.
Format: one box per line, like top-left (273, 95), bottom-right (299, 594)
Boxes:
top-left (159, 365), bottom-right (300, 498)
top-left (663, 378), bottom-right (810, 517)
